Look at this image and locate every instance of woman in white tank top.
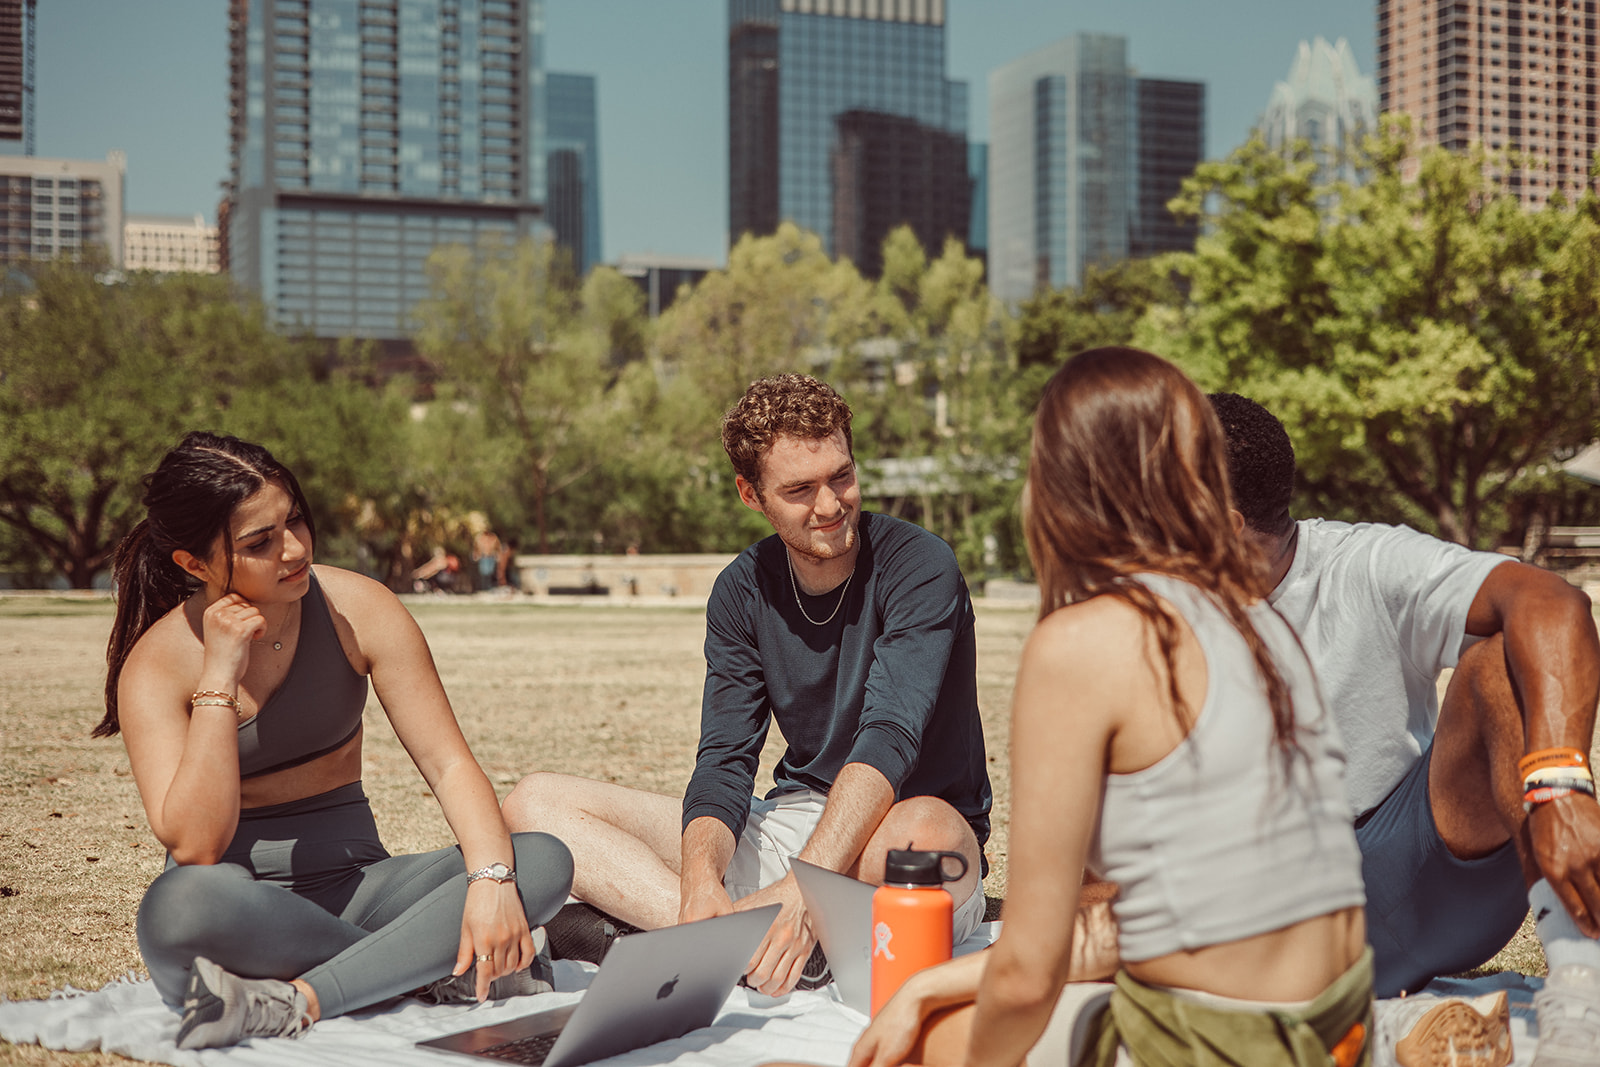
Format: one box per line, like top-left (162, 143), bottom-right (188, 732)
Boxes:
top-left (841, 348), bottom-right (1371, 1067)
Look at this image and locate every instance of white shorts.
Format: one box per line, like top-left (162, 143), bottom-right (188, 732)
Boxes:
top-left (721, 789), bottom-right (986, 945)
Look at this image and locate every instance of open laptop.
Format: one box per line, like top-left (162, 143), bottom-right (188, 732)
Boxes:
top-left (418, 904), bottom-right (779, 1067)
top-left (791, 858), bottom-right (875, 1014)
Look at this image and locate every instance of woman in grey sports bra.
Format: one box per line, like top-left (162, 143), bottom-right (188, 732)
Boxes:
top-left (838, 349), bottom-right (1371, 1067)
top-left (97, 432), bottom-right (573, 1050)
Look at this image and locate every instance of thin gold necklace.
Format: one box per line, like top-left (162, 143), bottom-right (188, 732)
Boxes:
top-left (786, 550), bottom-right (855, 625)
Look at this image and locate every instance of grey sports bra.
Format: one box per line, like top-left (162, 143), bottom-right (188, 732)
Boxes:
top-left (236, 571), bottom-right (368, 779)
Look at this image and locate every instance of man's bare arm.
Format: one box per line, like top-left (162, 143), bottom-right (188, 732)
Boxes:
top-left (679, 816), bottom-right (739, 925)
top-left (1470, 563), bottom-right (1600, 932)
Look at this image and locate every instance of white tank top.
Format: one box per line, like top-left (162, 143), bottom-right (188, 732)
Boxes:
top-left (1087, 573), bottom-right (1365, 962)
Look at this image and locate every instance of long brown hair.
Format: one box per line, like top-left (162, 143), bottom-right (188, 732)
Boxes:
top-left (97, 432), bottom-right (315, 738)
top-left (1024, 347), bottom-right (1303, 762)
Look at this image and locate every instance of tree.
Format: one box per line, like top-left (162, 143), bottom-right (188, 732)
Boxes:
top-left (414, 236), bottom-right (630, 553)
top-left (1145, 122), bottom-right (1600, 546)
top-left (1015, 256), bottom-right (1179, 369)
top-left (0, 261), bottom-right (327, 587)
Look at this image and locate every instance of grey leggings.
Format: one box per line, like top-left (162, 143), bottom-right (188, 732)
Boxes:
top-left (136, 782), bottom-right (573, 1018)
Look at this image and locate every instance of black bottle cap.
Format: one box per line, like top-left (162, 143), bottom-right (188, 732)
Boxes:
top-left (883, 849), bottom-right (944, 886)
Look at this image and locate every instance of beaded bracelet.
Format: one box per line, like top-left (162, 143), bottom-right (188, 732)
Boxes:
top-left (1518, 747), bottom-right (1589, 780)
top-left (1526, 776), bottom-right (1597, 798)
top-left (1525, 764), bottom-right (1596, 788)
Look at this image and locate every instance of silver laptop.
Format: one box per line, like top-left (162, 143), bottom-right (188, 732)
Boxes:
top-left (418, 904), bottom-right (779, 1067)
top-left (791, 859), bottom-right (875, 1014)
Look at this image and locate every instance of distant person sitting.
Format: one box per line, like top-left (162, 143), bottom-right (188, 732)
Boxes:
top-left (503, 373), bottom-right (992, 995)
top-left (1211, 393), bottom-right (1600, 1059)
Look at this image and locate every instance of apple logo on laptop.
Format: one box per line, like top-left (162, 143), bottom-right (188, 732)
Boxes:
top-left (656, 976), bottom-right (679, 1000)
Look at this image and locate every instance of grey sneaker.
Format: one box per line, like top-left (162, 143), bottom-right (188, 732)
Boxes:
top-left (176, 956), bottom-right (313, 1050)
top-left (417, 928), bottom-right (555, 1005)
top-left (1533, 963), bottom-right (1600, 1067)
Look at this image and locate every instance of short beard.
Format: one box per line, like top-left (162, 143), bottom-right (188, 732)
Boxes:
top-left (778, 516), bottom-right (857, 564)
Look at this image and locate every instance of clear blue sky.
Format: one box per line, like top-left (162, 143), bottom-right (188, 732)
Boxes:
top-left (3, 1), bottom-right (1373, 264)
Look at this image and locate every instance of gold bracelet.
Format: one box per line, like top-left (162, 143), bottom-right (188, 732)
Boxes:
top-left (191, 689), bottom-right (237, 704)
top-left (190, 697), bottom-right (238, 709)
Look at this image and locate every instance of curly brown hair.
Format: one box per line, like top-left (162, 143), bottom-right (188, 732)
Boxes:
top-left (721, 374), bottom-right (854, 493)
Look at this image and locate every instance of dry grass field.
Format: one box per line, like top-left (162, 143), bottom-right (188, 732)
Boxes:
top-left (0, 591), bottom-right (1586, 1066)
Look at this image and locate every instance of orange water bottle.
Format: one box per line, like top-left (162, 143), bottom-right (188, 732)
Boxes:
top-left (870, 848), bottom-right (969, 1016)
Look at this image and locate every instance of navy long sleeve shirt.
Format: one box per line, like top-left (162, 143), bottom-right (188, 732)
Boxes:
top-left (681, 512), bottom-right (992, 853)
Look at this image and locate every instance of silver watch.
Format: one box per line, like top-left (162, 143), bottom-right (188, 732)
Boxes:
top-left (466, 861), bottom-right (516, 885)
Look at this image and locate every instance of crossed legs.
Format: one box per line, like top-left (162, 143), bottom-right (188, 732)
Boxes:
top-left (500, 772), bottom-right (983, 930)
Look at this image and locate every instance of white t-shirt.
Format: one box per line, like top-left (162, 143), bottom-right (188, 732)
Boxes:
top-left (1267, 519), bottom-right (1508, 813)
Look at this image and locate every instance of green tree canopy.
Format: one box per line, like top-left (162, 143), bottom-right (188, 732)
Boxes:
top-left (1143, 121), bottom-right (1600, 546)
top-left (0, 262), bottom-right (342, 587)
top-left (415, 235), bottom-right (646, 553)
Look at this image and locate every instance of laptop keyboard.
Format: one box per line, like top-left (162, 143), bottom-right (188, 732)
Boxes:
top-left (477, 1031), bottom-right (560, 1065)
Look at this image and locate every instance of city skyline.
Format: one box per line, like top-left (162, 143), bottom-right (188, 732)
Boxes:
top-left (3, 0), bottom-right (1376, 266)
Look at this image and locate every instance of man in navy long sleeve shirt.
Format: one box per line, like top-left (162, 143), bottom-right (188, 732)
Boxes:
top-left (504, 374), bottom-right (992, 995)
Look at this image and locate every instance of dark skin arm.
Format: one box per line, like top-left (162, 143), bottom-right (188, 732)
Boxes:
top-left (1467, 562), bottom-right (1600, 934)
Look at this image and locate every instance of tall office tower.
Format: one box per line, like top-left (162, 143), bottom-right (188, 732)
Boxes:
top-left (727, 0), bottom-right (971, 273)
top-left (0, 152), bottom-right (125, 265)
top-left (1130, 78), bottom-right (1205, 259)
top-left (222, 0), bottom-right (546, 342)
top-left (546, 71), bottom-right (600, 277)
top-left (989, 34), bottom-right (1203, 302)
top-left (1377, 0), bottom-right (1600, 206)
top-left (1260, 37), bottom-right (1378, 185)
top-left (125, 214), bottom-right (222, 274)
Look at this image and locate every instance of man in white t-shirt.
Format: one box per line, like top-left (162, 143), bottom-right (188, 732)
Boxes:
top-left (1210, 395), bottom-right (1600, 1051)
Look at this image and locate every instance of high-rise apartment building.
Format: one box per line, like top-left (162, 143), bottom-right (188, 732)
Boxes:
top-left (1377, 0), bottom-right (1600, 206)
top-left (125, 214), bottom-right (221, 274)
top-left (222, 0), bottom-right (546, 342)
top-left (988, 34), bottom-right (1204, 302)
top-left (546, 71), bottom-right (600, 277)
top-left (727, 0), bottom-right (970, 273)
top-left (0, 151), bottom-right (124, 265)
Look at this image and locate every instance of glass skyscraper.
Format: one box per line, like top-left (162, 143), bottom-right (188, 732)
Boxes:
top-left (223, 0), bottom-right (546, 341)
top-left (727, 0), bottom-right (969, 272)
top-left (546, 71), bottom-right (600, 277)
top-left (988, 33), bottom-right (1203, 302)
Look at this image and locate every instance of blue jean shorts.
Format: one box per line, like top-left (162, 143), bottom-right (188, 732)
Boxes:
top-left (1356, 742), bottom-right (1527, 997)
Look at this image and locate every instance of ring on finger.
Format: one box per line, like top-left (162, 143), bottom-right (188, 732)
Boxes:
top-left (477, 953), bottom-right (492, 962)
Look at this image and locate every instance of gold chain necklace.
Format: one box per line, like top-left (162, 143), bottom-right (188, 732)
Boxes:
top-left (786, 550), bottom-right (855, 625)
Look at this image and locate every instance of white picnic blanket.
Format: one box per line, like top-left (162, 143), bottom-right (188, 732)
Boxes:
top-left (0, 959), bottom-right (869, 1067)
top-left (0, 928), bottom-right (1548, 1067)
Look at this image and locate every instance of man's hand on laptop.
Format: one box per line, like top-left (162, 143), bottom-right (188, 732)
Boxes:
top-left (735, 873), bottom-right (815, 996)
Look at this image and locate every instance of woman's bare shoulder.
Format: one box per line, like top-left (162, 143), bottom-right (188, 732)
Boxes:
top-left (119, 601), bottom-right (205, 714)
top-left (307, 566), bottom-right (403, 617)
top-left (1029, 593), bottom-right (1150, 661)
top-left (311, 565), bottom-right (420, 665)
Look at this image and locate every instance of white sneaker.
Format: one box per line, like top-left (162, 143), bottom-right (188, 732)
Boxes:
top-left (1533, 964), bottom-right (1600, 1067)
top-left (1377, 990), bottom-right (1512, 1067)
top-left (176, 956), bottom-right (313, 1050)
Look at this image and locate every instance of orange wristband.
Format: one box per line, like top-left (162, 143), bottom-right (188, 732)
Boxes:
top-left (1518, 747), bottom-right (1589, 779)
